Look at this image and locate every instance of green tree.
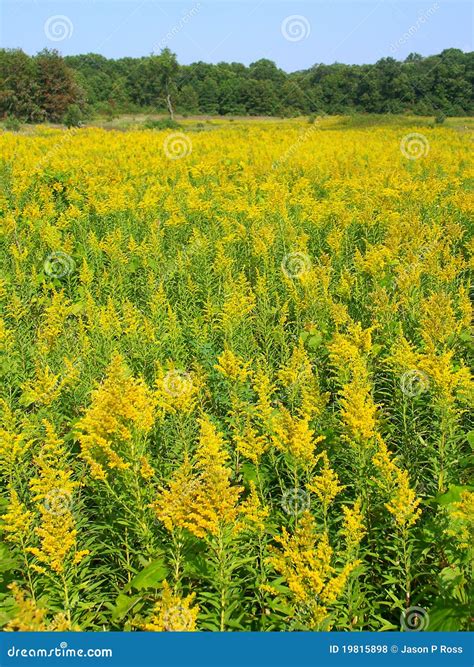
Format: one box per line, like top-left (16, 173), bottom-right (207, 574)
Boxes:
top-left (0, 49), bottom-right (39, 121)
top-left (152, 48), bottom-right (179, 119)
top-left (35, 49), bottom-right (83, 122)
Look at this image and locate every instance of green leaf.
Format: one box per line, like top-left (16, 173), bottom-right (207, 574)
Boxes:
top-left (110, 593), bottom-right (142, 622)
top-left (127, 557), bottom-right (169, 591)
top-left (435, 485), bottom-right (474, 506)
top-left (306, 333), bottom-right (323, 351)
top-left (241, 463), bottom-right (258, 485)
top-left (467, 431), bottom-right (474, 450)
top-left (0, 543), bottom-right (17, 574)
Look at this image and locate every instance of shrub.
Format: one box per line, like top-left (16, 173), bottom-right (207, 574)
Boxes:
top-left (63, 105), bottom-right (83, 128)
top-left (144, 118), bottom-right (181, 130)
top-left (4, 116), bottom-right (21, 132)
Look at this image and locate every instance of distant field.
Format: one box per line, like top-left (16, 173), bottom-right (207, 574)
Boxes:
top-left (0, 119), bottom-right (472, 632)
top-left (3, 113), bottom-right (474, 134)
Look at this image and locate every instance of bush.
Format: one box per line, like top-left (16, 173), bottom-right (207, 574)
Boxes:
top-left (435, 113), bottom-right (446, 125)
top-left (63, 105), bottom-right (83, 128)
top-left (144, 118), bottom-right (181, 130)
top-left (4, 116), bottom-right (21, 132)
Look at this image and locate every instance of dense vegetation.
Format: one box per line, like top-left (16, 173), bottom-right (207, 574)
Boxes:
top-left (0, 119), bottom-right (472, 631)
top-left (0, 47), bottom-right (473, 124)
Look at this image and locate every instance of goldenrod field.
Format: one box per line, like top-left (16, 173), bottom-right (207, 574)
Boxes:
top-left (0, 119), bottom-right (472, 632)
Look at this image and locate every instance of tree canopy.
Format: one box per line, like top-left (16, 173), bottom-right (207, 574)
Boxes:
top-left (0, 47), bottom-right (472, 122)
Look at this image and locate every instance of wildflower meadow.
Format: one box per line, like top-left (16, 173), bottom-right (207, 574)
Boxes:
top-left (0, 118), bottom-right (472, 633)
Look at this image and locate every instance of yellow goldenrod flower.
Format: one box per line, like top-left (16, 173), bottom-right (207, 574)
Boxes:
top-left (155, 364), bottom-right (199, 415)
top-left (5, 584), bottom-right (77, 631)
top-left (215, 348), bottom-right (251, 384)
top-left (271, 407), bottom-right (324, 466)
top-left (233, 420), bottom-right (269, 465)
top-left (446, 491), bottom-right (474, 552)
top-left (268, 512), bottom-right (358, 628)
top-left (252, 368), bottom-right (276, 428)
top-left (141, 581), bottom-right (199, 631)
top-left (1, 488), bottom-right (32, 546)
top-left (77, 353), bottom-right (156, 479)
top-left (372, 438), bottom-right (421, 529)
top-left (139, 456), bottom-right (155, 481)
top-left (341, 498), bottom-right (366, 552)
top-left (28, 421), bottom-right (86, 574)
top-left (307, 452), bottom-right (344, 513)
top-left (278, 341), bottom-right (313, 388)
top-left (234, 481), bottom-right (269, 534)
top-left (153, 417), bottom-right (242, 538)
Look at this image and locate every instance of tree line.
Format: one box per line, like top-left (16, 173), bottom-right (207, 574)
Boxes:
top-left (1, 47), bottom-right (472, 124)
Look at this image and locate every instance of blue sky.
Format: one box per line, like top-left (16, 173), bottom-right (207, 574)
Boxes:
top-left (1, 0), bottom-right (472, 71)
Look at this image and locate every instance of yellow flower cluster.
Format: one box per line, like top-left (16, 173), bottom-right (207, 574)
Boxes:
top-left (329, 324), bottom-right (378, 444)
top-left (268, 512), bottom-right (358, 628)
top-left (141, 581), bottom-right (199, 632)
top-left (446, 491), bottom-right (474, 552)
top-left (1, 488), bottom-right (32, 546)
top-left (307, 452), bottom-right (344, 514)
top-left (341, 499), bottom-right (366, 553)
top-left (5, 584), bottom-right (76, 632)
top-left (372, 438), bottom-right (421, 529)
top-left (28, 421), bottom-right (88, 574)
top-left (76, 354), bottom-right (156, 479)
top-left (154, 364), bottom-right (200, 415)
top-left (271, 407), bottom-right (325, 466)
top-left (153, 416), bottom-right (243, 538)
top-left (215, 349), bottom-right (251, 384)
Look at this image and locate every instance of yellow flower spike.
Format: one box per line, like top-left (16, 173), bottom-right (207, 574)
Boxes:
top-left (271, 406), bottom-right (324, 466)
top-left (154, 363), bottom-right (199, 415)
top-left (139, 456), bottom-right (155, 481)
top-left (446, 491), bottom-right (474, 552)
top-left (5, 584), bottom-right (78, 632)
top-left (141, 581), bottom-right (199, 632)
top-left (372, 438), bottom-right (421, 529)
top-left (278, 341), bottom-right (313, 388)
top-left (307, 452), bottom-right (344, 512)
top-left (76, 353), bottom-right (156, 479)
top-left (233, 421), bottom-right (269, 465)
top-left (341, 498), bottom-right (366, 552)
top-left (152, 417), bottom-right (242, 539)
top-left (234, 481), bottom-right (270, 534)
top-left (0, 426), bottom-right (34, 474)
top-left (1, 488), bottom-right (33, 546)
top-left (252, 368), bottom-right (276, 428)
top-left (268, 512), bottom-right (358, 629)
top-left (215, 348), bottom-right (251, 384)
top-left (27, 421), bottom-right (83, 574)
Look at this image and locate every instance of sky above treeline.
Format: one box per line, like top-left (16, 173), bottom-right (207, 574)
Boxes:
top-left (1, 0), bottom-right (471, 72)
